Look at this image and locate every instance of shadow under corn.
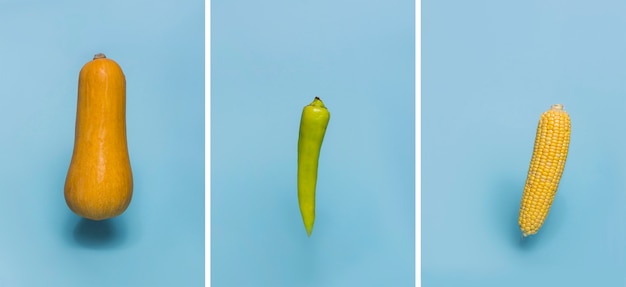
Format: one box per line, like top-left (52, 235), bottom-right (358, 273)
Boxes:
top-left (490, 173), bottom-right (566, 250)
top-left (490, 175), bottom-right (526, 245)
top-left (517, 192), bottom-right (566, 250)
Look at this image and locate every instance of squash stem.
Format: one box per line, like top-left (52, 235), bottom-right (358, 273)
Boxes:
top-left (93, 53), bottom-right (107, 60)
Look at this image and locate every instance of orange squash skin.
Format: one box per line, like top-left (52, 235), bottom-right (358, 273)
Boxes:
top-left (64, 53), bottom-right (133, 220)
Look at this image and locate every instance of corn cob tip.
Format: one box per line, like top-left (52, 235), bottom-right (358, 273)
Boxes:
top-left (550, 104), bottom-right (564, 110)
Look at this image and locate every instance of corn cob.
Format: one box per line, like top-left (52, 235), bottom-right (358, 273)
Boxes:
top-left (518, 104), bottom-right (571, 237)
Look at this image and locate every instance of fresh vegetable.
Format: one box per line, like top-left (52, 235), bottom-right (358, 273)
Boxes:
top-left (64, 53), bottom-right (133, 220)
top-left (298, 97), bottom-right (330, 236)
top-left (518, 104), bottom-right (570, 237)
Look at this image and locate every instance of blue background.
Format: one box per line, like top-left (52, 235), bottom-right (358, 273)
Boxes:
top-left (211, 0), bottom-right (415, 286)
top-left (423, 1), bottom-right (626, 286)
top-left (0, 1), bottom-right (204, 286)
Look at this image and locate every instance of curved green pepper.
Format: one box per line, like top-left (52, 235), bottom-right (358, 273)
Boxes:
top-left (297, 97), bottom-right (330, 237)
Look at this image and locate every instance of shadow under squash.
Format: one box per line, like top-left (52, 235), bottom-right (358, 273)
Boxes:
top-left (73, 217), bottom-right (127, 249)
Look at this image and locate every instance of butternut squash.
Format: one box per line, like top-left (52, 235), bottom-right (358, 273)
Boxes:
top-left (64, 53), bottom-right (133, 220)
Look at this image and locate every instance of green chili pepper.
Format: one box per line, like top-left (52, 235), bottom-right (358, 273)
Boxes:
top-left (298, 97), bottom-right (330, 237)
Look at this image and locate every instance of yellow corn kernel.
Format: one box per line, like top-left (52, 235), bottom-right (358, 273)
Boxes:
top-left (518, 104), bottom-right (571, 237)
